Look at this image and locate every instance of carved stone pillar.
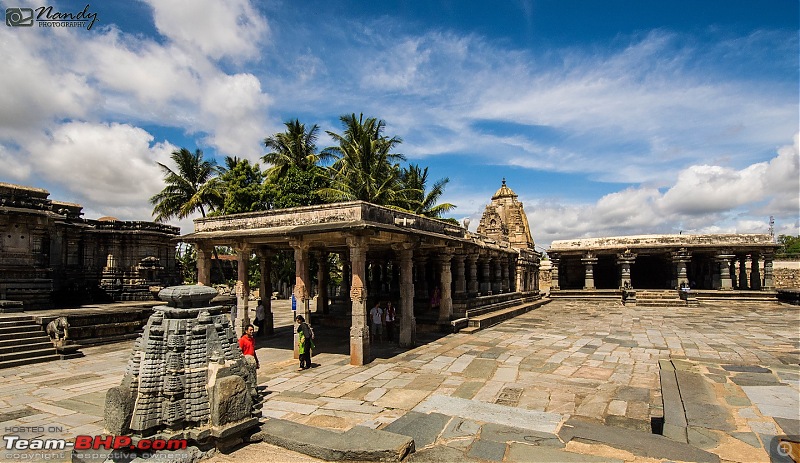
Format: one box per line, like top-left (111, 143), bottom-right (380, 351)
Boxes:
top-left (257, 247), bottom-right (274, 336)
top-left (348, 236), bottom-right (370, 365)
top-left (438, 253), bottom-right (453, 325)
top-left (500, 256), bottom-right (509, 293)
top-left (738, 255), bottom-right (748, 290)
top-left (492, 256), bottom-right (503, 294)
top-left (617, 251), bottom-right (636, 289)
top-left (453, 255), bottom-right (466, 299)
top-left (291, 241), bottom-right (311, 322)
top-left (672, 250), bottom-right (691, 289)
top-left (394, 243), bottom-right (416, 347)
top-left (582, 253), bottom-right (597, 290)
top-left (515, 264), bottom-right (525, 293)
top-left (762, 253), bottom-right (774, 290)
top-left (717, 255), bottom-right (734, 290)
top-left (750, 253), bottom-right (761, 290)
top-left (234, 244), bottom-right (251, 337)
top-left (549, 255), bottom-right (560, 291)
top-left (467, 254), bottom-right (480, 297)
top-left (480, 257), bottom-right (491, 295)
top-left (315, 251), bottom-right (329, 314)
top-left (196, 242), bottom-right (212, 286)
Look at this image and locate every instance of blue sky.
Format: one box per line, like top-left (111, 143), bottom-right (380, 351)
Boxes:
top-left (1, 0), bottom-right (797, 249)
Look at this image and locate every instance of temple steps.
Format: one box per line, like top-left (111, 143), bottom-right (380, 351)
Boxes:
top-left (460, 298), bottom-right (551, 333)
top-left (635, 291), bottom-right (688, 307)
top-left (0, 315), bottom-right (59, 369)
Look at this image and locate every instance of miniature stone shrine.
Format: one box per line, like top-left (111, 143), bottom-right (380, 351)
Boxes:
top-left (104, 285), bottom-right (260, 443)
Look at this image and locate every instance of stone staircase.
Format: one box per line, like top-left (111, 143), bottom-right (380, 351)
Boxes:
top-left (459, 297), bottom-right (550, 333)
top-left (0, 315), bottom-right (59, 369)
top-left (636, 290), bottom-right (693, 307)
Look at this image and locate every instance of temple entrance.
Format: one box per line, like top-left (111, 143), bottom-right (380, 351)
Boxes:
top-left (595, 255), bottom-right (618, 289)
top-left (558, 256), bottom-right (584, 289)
top-left (631, 255), bottom-right (672, 289)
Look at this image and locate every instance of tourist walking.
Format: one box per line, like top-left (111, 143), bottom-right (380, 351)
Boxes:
top-left (369, 301), bottom-right (384, 343)
top-left (254, 299), bottom-right (266, 337)
top-left (385, 301), bottom-right (396, 342)
top-left (296, 315), bottom-right (314, 370)
top-left (238, 324), bottom-right (260, 369)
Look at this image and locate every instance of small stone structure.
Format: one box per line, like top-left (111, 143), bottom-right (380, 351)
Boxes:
top-left (104, 285), bottom-right (260, 444)
top-left (548, 234), bottom-right (781, 294)
top-left (0, 182), bottom-right (180, 308)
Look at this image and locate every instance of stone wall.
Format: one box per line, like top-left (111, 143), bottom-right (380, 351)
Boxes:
top-left (774, 268), bottom-right (800, 289)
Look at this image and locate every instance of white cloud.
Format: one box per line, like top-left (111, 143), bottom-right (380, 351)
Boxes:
top-left (143, 0), bottom-right (268, 61)
top-left (24, 122), bottom-right (175, 213)
top-left (199, 73), bottom-right (271, 160)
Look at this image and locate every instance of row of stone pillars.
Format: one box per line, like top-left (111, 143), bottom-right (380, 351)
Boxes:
top-left (195, 239), bottom-right (537, 366)
top-left (550, 252), bottom-right (775, 291)
top-left (716, 253), bottom-right (774, 290)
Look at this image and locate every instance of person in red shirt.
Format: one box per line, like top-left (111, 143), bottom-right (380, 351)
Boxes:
top-left (238, 324), bottom-right (259, 369)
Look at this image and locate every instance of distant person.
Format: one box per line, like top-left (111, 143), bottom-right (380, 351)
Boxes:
top-left (296, 315), bottom-right (314, 370)
top-left (385, 301), bottom-right (396, 342)
top-left (255, 299), bottom-right (266, 337)
top-left (238, 324), bottom-right (259, 369)
top-left (369, 301), bottom-right (384, 343)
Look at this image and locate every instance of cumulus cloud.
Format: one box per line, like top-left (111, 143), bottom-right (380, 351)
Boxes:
top-left (143, 0), bottom-right (268, 61)
top-left (520, 134), bottom-right (800, 249)
top-left (24, 122), bottom-right (175, 213)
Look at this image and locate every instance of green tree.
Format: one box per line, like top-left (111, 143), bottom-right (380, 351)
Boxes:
top-left (777, 235), bottom-right (800, 257)
top-left (149, 148), bottom-right (222, 221)
top-left (262, 119), bottom-right (331, 180)
top-left (215, 157), bottom-right (272, 214)
top-left (398, 164), bottom-right (456, 218)
top-left (320, 113), bottom-right (407, 205)
top-left (271, 165), bottom-right (329, 209)
top-left (175, 243), bottom-right (197, 284)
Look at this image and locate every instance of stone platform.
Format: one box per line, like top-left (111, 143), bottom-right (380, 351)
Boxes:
top-left (0, 298), bottom-right (797, 462)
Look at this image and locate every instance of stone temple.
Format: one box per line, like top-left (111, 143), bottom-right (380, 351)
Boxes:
top-left (0, 183), bottom-right (180, 309)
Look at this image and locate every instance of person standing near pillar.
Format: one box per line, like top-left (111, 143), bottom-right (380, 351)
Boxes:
top-left (295, 315), bottom-right (314, 370)
top-left (385, 301), bottom-right (396, 342)
top-left (369, 301), bottom-right (384, 343)
top-left (254, 299), bottom-right (266, 337)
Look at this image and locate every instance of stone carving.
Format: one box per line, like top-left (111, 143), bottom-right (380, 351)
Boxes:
top-left (350, 285), bottom-right (367, 303)
top-left (45, 317), bottom-right (69, 346)
top-left (104, 285), bottom-right (260, 443)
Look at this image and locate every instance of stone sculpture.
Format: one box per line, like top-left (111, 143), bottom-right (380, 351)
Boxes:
top-left (104, 285), bottom-right (261, 444)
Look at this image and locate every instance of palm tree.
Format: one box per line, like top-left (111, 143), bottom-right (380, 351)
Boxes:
top-left (399, 164), bottom-right (456, 218)
top-left (319, 113), bottom-right (407, 205)
top-left (150, 148), bottom-right (222, 221)
top-left (262, 119), bottom-right (330, 180)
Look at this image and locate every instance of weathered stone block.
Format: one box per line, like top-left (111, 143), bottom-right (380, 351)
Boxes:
top-left (104, 385), bottom-right (133, 435)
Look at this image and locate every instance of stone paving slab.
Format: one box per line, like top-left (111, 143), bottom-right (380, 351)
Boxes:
top-left (412, 394), bottom-right (563, 434)
top-left (2, 299), bottom-right (798, 462)
top-left (741, 385), bottom-right (800, 420)
top-left (382, 411), bottom-right (452, 449)
top-left (253, 418), bottom-right (413, 461)
top-left (558, 417), bottom-right (720, 462)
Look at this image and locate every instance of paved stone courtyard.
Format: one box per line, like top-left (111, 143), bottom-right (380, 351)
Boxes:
top-left (0, 299), bottom-right (797, 462)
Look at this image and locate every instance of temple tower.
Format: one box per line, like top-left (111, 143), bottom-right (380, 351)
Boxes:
top-left (477, 179), bottom-right (535, 250)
